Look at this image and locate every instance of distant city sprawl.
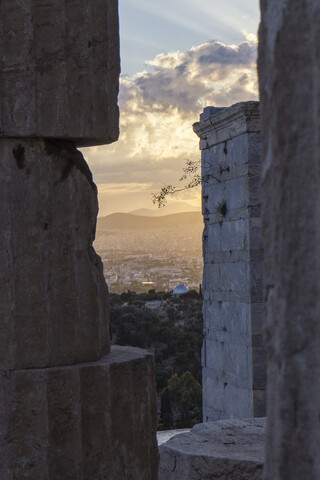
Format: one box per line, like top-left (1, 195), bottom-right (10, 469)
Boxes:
top-left (94, 212), bottom-right (203, 293)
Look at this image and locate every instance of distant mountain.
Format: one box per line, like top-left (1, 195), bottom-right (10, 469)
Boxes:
top-left (129, 202), bottom-right (200, 217)
top-left (97, 211), bottom-right (203, 231)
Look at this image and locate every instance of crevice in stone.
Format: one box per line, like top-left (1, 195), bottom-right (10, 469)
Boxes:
top-left (44, 139), bottom-right (96, 190)
top-left (12, 144), bottom-right (25, 169)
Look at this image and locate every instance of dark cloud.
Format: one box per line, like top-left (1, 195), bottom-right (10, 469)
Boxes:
top-left (197, 41), bottom-right (256, 66)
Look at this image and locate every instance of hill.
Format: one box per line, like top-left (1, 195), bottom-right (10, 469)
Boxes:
top-left (129, 202), bottom-right (200, 216)
top-left (97, 211), bottom-right (203, 231)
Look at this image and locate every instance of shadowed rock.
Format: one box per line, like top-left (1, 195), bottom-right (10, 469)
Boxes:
top-left (258, 1), bottom-right (320, 478)
top-left (0, 138), bottom-right (109, 369)
top-left (0, 346), bottom-right (159, 480)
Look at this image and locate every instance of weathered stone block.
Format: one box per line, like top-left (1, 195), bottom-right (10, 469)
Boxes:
top-left (220, 301), bottom-right (250, 337)
top-left (203, 176), bottom-right (249, 218)
top-left (205, 376), bottom-right (225, 412)
top-left (250, 303), bottom-right (265, 335)
top-left (0, 0), bottom-right (120, 146)
top-left (247, 133), bottom-right (262, 170)
top-left (248, 218), bottom-right (263, 250)
top-left (223, 384), bottom-right (253, 417)
top-left (0, 138), bottom-right (109, 369)
top-left (220, 261), bottom-right (248, 293)
top-left (252, 348), bottom-right (267, 390)
top-left (221, 219), bottom-right (248, 251)
top-left (248, 175), bottom-right (262, 206)
top-left (0, 346), bottom-right (159, 480)
top-left (203, 223), bottom-right (221, 254)
top-left (204, 339), bottom-right (225, 373)
top-left (158, 418), bottom-right (265, 480)
top-left (194, 102), bottom-right (260, 149)
top-left (249, 260), bottom-right (264, 302)
top-left (253, 390), bottom-right (266, 418)
top-left (203, 263), bottom-right (220, 292)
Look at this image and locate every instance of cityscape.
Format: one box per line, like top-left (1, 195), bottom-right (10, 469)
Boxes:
top-left (94, 212), bottom-right (203, 293)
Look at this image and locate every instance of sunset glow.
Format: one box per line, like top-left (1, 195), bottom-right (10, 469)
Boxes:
top-left (82, 1), bottom-right (260, 216)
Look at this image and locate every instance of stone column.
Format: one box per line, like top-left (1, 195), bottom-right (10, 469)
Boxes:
top-left (258, 2), bottom-right (320, 479)
top-left (193, 102), bottom-right (266, 421)
top-left (0, 2), bottom-right (159, 478)
top-left (0, 0), bottom-right (119, 146)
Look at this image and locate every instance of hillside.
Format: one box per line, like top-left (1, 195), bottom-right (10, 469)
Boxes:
top-left (97, 211), bottom-right (203, 231)
top-left (129, 202), bottom-right (200, 216)
top-left (110, 290), bottom-right (203, 429)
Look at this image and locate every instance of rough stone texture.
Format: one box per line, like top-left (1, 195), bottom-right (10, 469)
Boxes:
top-left (0, 346), bottom-right (159, 480)
top-left (0, 3), bottom-right (161, 479)
top-left (0, 138), bottom-right (109, 369)
top-left (194, 102), bottom-right (266, 421)
top-left (258, 2), bottom-right (320, 479)
top-left (158, 418), bottom-right (265, 480)
top-left (0, 0), bottom-right (119, 146)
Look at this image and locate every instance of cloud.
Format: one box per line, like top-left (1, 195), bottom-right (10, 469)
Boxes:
top-left (121, 39), bottom-right (257, 114)
top-left (83, 38), bottom-right (258, 214)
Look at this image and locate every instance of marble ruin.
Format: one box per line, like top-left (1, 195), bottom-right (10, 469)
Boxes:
top-left (0, 0), bottom-right (119, 146)
top-left (160, 2), bottom-right (320, 479)
top-left (259, 1), bottom-right (320, 479)
top-left (158, 102), bottom-right (267, 480)
top-left (1, 0), bottom-right (320, 478)
top-left (159, 418), bottom-right (265, 480)
top-left (193, 102), bottom-right (266, 421)
top-left (0, 1), bottom-right (159, 479)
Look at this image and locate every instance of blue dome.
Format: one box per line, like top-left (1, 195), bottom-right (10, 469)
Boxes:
top-left (173, 284), bottom-right (189, 295)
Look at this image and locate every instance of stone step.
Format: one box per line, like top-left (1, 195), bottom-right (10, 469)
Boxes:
top-left (159, 418), bottom-right (265, 480)
top-left (0, 345), bottom-right (159, 480)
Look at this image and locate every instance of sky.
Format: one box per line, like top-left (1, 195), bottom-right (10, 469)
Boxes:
top-left (82, 0), bottom-right (260, 216)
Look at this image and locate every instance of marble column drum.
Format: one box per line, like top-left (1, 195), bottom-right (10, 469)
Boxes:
top-left (0, 346), bottom-right (159, 480)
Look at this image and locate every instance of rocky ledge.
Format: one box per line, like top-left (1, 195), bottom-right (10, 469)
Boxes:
top-left (159, 417), bottom-right (265, 480)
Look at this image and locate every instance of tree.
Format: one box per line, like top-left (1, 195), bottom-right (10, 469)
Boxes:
top-left (152, 159), bottom-right (219, 207)
top-left (160, 387), bottom-right (174, 429)
top-left (166, 371), bottom-right (202, 428)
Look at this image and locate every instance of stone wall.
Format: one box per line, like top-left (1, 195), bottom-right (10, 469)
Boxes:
top-left (194, 102), bottom-right (266, 421)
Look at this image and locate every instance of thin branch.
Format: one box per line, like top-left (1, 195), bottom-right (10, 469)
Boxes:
top-left (152, 159), bottom-right (220, 208)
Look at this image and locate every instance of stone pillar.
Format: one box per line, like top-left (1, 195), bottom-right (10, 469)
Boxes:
top-left (193, 102), bottom-right (266, 421)
top-left (258, 2), bottom-right (320, 479)
top-left (0, 0), bottom-right (119, 146)
top-left (0, 2), bottom-right (159, 479)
